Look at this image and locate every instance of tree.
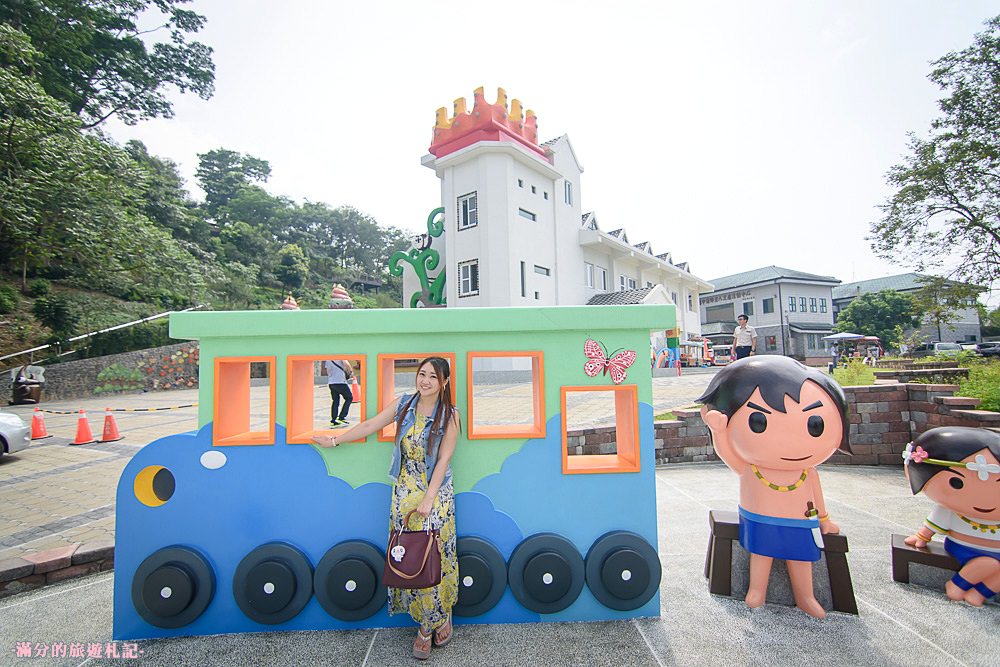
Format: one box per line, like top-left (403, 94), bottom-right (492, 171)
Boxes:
top-left (275, 244), bottom-right (309, 290)
top-left (0, 0), bottom-right (214, 128)
top-left (195, 148), bottom-right (271, 218)
top-left (834, 290), bottom-right (923, 349)
top-left (910, 275), bottom-right (982, 342)
top-left (870, 15), bottom-right (1000, 287)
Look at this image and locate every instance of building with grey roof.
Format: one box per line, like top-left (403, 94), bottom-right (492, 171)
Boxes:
top-left (833, 273), bottom-right (982, 344)
top-left (700, 266), bottom-right (840, 364)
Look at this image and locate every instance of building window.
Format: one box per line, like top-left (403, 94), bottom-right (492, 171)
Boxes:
top-left (585, 263), bottom-right (594, 288)
top-left (458, 259), bottom-right (479, 297)
top-left (765, 336), bottom-right (777, 352)
top-left (564, 181), bottom-right (573, 205)
top-left (799, 297), bottom-right (807, 312)
top-left (688, 294), bottom-right (694, 311)
top-left (534, 265), bottom-right (550, 276)
top-left (619, 275), bottom-right (626, 292)
top-left (743, 301), bottom-right (754, 316)
top-left (763, 298), bottom-right (774, 314)
top-left (810, 297), bottom-right (817, 313)
top-left (531, 185), bottom-right (536, 194)
top-left (458, 192), bottom-right (478, 230)
top-left (646, 281), bottom-right (653, 288)
top-left (671, 291), bottom-right (678, 305)
top-left (517, 179), bottom-right (523, 188)
top-left (820, 298), bottom-right (827, 313)
top-left (596, 266), bottom-right (608, 291)
top-left (788, 296), bottom-right (796, 312)
top-left (518, 208), bottom-right (536, 221)
top-left (544, 192), bottom-right (549, 200)
top-left (627, 278), bottom-right (637, 289)
top-left (520, 261), bottom-right (526, 298)
top-left (807, 334), bottom-right (820, 349)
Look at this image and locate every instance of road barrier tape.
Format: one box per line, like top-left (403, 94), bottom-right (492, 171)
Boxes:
top-left (39, 403), bottom-right (198, 415)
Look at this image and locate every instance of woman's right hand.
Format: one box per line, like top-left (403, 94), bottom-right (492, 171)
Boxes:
top-left (311, 435), bottom-right (337, 448)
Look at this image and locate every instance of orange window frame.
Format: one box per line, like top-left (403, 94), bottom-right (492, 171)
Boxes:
top-left (376, 353), bottom-right (457, 442)
top-left (466, 351), bottom-right (545, 440)
top-left (213, 356), bottom-right (276, 447)
top-left (286, 355), bottom-right (367, 445)
top-left (560, 385), bottom-right (640, 474)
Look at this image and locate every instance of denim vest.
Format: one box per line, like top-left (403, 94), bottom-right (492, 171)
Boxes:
top-left (388, 393), bottom-right (452, 485)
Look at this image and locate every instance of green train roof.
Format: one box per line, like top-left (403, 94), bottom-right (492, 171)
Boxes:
top-left (170, 305), bottom-right (675, 340)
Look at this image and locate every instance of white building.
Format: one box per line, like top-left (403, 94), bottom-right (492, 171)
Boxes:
top-left (700, 266), bottom-right (840, 364)
top-left (405, 87), bottom-right (711, 345)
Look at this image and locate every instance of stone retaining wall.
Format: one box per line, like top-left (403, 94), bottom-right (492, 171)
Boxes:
top-left (0, 540), bottom-right (114, 598)
top-left (873, 368), bottom-right (970, 384)
top-left (24, 342), bottom-right (199, 402)
top-left (566, 383), bottom-right (1000, 465)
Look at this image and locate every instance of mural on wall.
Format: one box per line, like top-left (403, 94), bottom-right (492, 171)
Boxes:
top-left (139, 344), bottom-right (199, 391)
top-left (389, 207), bottom-right (446, 308)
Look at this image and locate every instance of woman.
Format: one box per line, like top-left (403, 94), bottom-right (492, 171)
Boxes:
top-left (312, 357), bottom-right (460, 659)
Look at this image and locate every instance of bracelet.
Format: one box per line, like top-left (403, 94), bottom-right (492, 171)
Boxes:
top-left (818, 513), bottom-right (829, 523)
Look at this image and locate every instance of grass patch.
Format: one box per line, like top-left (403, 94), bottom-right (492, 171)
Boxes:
top-left (654, 411), bottom-right (677, 421)
top-left (832, 360), bottom-right (876, 386)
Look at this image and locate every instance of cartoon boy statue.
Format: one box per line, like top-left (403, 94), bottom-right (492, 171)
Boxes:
top-left (902, 426), bottom-right (1000, 606)
top-left (698, 355), bottom-right (850, 618)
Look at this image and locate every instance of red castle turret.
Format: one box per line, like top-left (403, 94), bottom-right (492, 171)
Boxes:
top-left (429, 86), bottom-right (545, 160)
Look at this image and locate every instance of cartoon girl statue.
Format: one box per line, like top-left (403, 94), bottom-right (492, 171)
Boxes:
top-left (902, 426), bottom-right (1000, 606)
top-left (698, 356), bottom-right (850, 618)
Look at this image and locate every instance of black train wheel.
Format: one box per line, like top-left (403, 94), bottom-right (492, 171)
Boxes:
top-left (314, 541), bottom-right (386, 621)
top-left (233, 542), bottom-right (314, 625)
top-left (454, 536), bottom-right (507, 617)
top-left (507, 533), bottom-right (584, 614)
top-left (585, 531), bottom-right (661, 611)
top-left (131, 546), bottom-right (215, 629)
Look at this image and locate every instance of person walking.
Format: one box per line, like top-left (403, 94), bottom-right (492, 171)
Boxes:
top-left (731, 314), bottom-right (757, 360)
top-left (324, 359), bottom-right (354, 426)
top-left (312, 357), bottom-right (460, 659)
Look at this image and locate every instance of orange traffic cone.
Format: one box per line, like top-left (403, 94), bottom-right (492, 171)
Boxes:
top-left (70, 409), bottom-right (97, 446)
top-left (99, 408), bottom-right (123, 443)
top-left (31, 408), bottom-right (52, 440)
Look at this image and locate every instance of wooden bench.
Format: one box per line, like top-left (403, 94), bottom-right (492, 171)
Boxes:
top-left (704, 509), bottom-right (858, 615)
top-left (890, 533), bottom-right (959, 583)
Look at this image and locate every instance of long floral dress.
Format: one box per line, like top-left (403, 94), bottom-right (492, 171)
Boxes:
top-left (388, 414), bottom-right (458, 630)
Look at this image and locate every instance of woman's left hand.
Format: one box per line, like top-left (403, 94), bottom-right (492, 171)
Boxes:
top-left (415, 494), bottom-right (434, 518)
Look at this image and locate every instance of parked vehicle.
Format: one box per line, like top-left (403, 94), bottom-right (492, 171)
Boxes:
top-left (712, 345), bottom-right (732, 365)
top-left (977, 342), bottom-right (1000, 357)
top-left (911, 342), bottom-right (963, 358)
top-left (0, 411), bottom-right (30, 456)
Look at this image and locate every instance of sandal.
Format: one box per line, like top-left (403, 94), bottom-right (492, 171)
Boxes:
top-left (434, 615), bottom-right (453, 647)
top-left (412, 628), bottom-right (432, 660)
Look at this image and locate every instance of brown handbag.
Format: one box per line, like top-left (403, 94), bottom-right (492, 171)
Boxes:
top-left (383, 509), bottom-right (442, 589)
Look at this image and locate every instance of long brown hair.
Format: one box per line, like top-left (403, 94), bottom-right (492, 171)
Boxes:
top-left (394, 357), bottom-right (459, 455)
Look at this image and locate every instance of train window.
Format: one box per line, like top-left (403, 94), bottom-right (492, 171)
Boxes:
top-left (561, 385), bottom-right (639, 474)
top-left (285, 355), bottom-right (366, 444)
top-left (213, 357), bottom-right (276, 446)
top-left (377, 353), bottom-right (458, 441)
top-left (466, 352), bottom-right (545, 439)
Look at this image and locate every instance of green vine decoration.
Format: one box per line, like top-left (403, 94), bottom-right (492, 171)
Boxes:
top-left (389, 207), bottom-right (447, 307)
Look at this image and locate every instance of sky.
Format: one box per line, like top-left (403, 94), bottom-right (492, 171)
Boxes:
top-left (106, 0), bottom-right (998, 302)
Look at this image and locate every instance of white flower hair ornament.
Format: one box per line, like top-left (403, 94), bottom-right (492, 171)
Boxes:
top-left (966, 454), bottom-right (1000, 481)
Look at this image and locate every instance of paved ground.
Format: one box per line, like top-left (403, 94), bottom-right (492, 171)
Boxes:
top-left (1, 464), bottom-right (996, 666)
top-left (0, 373), bottom-right (714, 562)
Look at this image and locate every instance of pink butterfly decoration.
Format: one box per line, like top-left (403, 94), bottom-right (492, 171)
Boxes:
top-left (584, 338), bottom-right (637, 385)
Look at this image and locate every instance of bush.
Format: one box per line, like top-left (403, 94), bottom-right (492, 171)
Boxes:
top-left (79, 320), bottom-right (177, 359)
top-left (32, 294), bottom-right (81, 338)
top-left (0, 284), bottom-right (18, 314)
top-left (26, 278), bottom-right (51, 297)
top-left (958, 358), bottom-right (1000, 412)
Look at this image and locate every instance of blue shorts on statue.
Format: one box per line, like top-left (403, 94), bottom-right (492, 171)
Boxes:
top-left (738, 507), bottom-right (822, 562)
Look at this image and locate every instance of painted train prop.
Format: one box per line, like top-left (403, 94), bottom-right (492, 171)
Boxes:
top-left (113, 305), bottom-right (670, 639)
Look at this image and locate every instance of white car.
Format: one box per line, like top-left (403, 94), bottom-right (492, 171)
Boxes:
top-left (0, 411), bottom-right (31, 456)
